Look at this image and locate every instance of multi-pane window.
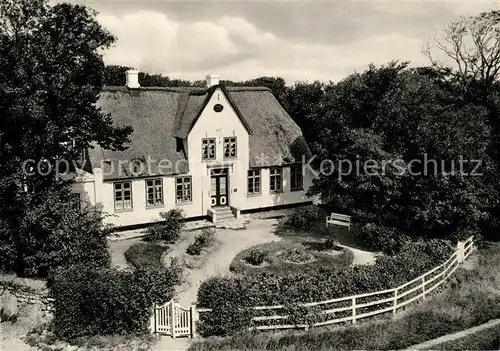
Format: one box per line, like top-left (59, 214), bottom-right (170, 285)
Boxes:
top-left (290, 165), bottom-right (304, 191)
top-left (114, 181), bottom-right (132, 210)
top-left (270, 167), bottom-right (283, 193)
top-left (247, 170), bottom-right (261, 195)
top-left (70, 193), bottom-right (81, 211)
top-left (146, 178), bottom-right (163, 207)
top-left (223, 137), bottom-right (237, 158)
top-left (202, 138), bottom-right (216, 160)
top-left (176, 176), bottom-right (192, 203)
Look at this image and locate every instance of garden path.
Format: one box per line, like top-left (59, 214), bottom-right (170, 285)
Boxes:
top-left (166, 218), bottom-right (282, 306)
top-left (338, 244), bottom-right (378, 265)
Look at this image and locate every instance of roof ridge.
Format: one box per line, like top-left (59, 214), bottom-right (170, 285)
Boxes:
top-left (102, 85), bottom-right (272, 93)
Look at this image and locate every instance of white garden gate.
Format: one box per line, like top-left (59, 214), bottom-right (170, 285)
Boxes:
top-left (153, 299), bottom-right (195, 338)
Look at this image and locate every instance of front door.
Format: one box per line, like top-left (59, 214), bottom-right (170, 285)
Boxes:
top-left (210, 169), bottom-right (228, 207)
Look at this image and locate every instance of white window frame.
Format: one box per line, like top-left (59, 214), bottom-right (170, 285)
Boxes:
top-left (290, 165), bottom-right (304, 191)
top-left (223, 137), bottom-right (237, 159)
top-left (247, 170), bottom-right (261, 195)
top-left (270, 167), bottom-right (283, 193)
top-left (145, 178), bottom-right (163, 207)
top-left (114, 181), bottom-right (133, 211)
top-left (202, 138), bottom-right (216, 160)
top-left (176, 176), bottom-right (192, 203)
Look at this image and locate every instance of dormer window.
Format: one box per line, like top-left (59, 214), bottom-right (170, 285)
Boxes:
top-left (202, 138), bottom-right (216, 160)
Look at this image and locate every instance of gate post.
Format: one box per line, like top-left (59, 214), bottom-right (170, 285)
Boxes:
top-left (149, 304), bottom-right (156, 334)
top-left (170, 300), bottom-right (176, 338)
top-left (190, 305), bottom-right (196, 338)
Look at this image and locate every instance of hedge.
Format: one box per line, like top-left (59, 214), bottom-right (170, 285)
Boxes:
top-left (196, 238), bottom-right (454, 337)
top-left (51, 263), bottom-right (181, 339)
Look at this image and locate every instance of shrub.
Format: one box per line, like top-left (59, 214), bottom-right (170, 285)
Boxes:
top-left (186, 228), bottom-right (217, 256)
top-left (283, 205), bottom-right (325, 230)
top-left (124, 242), bottom-right (166, 269)
top-left (359, 223), bottom-right (410, 254)
top-left (51, 262), bottom-right (178, 339)
top-left (196, 276), bottom-right (255, 337)
top-left (244, 249), bottom-right (269, 266)
top-left (146, 209), bottom-right (185, 243)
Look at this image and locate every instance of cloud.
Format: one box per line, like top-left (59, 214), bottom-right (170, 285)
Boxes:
top-left (95, 1), bottom-right (497, 84)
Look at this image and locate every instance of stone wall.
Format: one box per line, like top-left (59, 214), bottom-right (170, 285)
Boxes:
top-left (0, 274), bottom-right (54, 320)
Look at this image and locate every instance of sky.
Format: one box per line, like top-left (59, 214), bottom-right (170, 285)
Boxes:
top-left (59, 0), bottom-right (498, 84)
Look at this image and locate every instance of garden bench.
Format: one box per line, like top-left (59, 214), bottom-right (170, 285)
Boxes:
top-left (326, 213), bottom-right (351, 231)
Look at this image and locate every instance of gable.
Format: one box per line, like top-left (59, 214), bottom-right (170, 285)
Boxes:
top-left (174, 86), bottom-right (253, 139)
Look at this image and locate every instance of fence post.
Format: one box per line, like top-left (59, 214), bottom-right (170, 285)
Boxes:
top-left (150, 304), bottom-right (156, 334)
top-left (170, 300), bottom-right (176, 339)
top-left (456, 240), bottom-right (465, 264)
top-left (422, 276), bottom-right (426, 300)
top-left (351, 297), bottom-right (356, 324)
top-left (190, 305), bottom-right (196, 338)
top-left (392, 289), bottom-right (398, 315)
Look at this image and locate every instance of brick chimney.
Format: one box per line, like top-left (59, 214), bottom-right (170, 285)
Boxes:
top-left (206, 74), bottom-right (220, 87)
top-left (125, 69), bottom-right (140, 89)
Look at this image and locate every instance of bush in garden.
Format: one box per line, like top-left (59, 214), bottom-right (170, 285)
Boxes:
top-left (124, 242), bottom-right (166, 269)
top-left (186, 228), bottom-right (216, 255)
top-left (359, 223), bottom-right (410, 254)
top-left (196, 276), bottom-right (255, 337)
top-left (51, 263), bottom-right (178, 339)
top-left (283, 205), bottom-right (325, 230)
top-left (244, 249), bottom-right (269, 266)
top-left (146, 209), bottom-right (185, 243)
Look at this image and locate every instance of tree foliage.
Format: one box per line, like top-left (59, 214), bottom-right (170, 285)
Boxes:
top-left (307, 62), bottom-right (491, 241)
top-left (0, 0), bottom-right (132, 277)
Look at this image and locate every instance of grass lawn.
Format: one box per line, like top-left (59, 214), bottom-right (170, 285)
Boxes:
top-left (230, 240), bottom-right (354, 276)
top-left (124, 241), bottom-right (167, 269)
top-left (275, 216), bottom-right (372, 253)
top-left (189, 242), bottom-right (500, 351)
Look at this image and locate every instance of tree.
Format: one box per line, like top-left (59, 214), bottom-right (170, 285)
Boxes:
top-left (307, 62), bottom-right (490, 242)
top-left (423, 11), bottom-right (500, 240)
top-left (0, 0), bottom-right (132, 276)
top-left (423, 11), bottom-right (500, 101)
top-left (285, 81), bottom-right (326, 144)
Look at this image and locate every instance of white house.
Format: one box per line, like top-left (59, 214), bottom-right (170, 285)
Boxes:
top-left (72, 71), bottom-right (319, 228)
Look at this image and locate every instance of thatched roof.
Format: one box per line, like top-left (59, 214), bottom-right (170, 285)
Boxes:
top-left (89, 85), bottom-right (311, 180)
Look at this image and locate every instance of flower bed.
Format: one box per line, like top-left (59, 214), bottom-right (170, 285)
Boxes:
top-left (229, 241), bottom-right (354, 276)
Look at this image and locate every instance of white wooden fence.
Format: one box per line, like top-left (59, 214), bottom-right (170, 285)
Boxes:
top-left (196, 236), bottom-right (475, 332)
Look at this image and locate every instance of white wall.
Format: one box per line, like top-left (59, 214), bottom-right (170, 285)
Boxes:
top-left (187, 87), bottom-right (250, 217)
top-left (243, 166), bottom-right (316, 211)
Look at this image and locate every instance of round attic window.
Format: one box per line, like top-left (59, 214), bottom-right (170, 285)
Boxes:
top-left (213, 104), bottom-right (224, 112)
